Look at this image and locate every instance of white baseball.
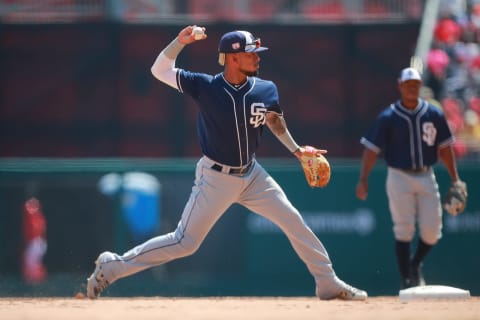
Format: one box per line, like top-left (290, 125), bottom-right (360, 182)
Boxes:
top-left (192, 27), bottom-right (204, 40)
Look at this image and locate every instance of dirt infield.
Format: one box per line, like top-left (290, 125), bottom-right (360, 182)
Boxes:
top-left (1, 296), bottom-right (479, 320)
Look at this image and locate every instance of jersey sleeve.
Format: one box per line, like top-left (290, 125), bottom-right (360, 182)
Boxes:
top-left (176, 69), bottom-right (212, 98)
top-left (360, 110), bottom-right (389, 154)
top-left (265, 81), bottom-right (282, 115)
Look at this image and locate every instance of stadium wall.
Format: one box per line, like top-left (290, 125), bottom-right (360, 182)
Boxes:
top-left (0, 159), bottom-right (478, 297)
top-left (0, 23), bottom-right (419, 158)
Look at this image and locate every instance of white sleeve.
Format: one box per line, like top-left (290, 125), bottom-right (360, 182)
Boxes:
top-left (151, 52), bottom-right (179, 90)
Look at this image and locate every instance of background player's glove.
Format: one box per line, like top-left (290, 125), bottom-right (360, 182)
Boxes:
top-left (298, 146), bottom-right (331, 188)
top-left (442, 180), bottom-right (468, 216)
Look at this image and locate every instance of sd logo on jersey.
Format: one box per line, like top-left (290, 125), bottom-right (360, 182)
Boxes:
top-left (422, 122), bottom-right (437, 146)
top-left (250, 103), bottom-right (267, 128)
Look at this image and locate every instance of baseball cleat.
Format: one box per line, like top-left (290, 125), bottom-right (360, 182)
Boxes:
top-left (410, 263), bottom-right (426, 287)
top-left (317, 280), bottom-right (368, 301)
top-left (334, 283), bottom-right (368, 301)
top-left (86, 251), bottom-right (114, 299)
top-left (401, 276), bottom-right (412, 289)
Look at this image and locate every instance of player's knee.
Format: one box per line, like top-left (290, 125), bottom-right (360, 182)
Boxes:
top-left (178, 235), bottom-right (201, 257)
top-left (419, 217), bottom-right (442, 245)
top-left (393, 224), bottom-right (415, 242)
top-left (171, 226), bottom-right (202, 257)
top-left (419, 229), bottom-right (441, 245)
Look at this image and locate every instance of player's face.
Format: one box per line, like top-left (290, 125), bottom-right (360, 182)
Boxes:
top-left (399, 80), bottom-right (422, 102)
top-left (235, 52), bottom-right (260, 77)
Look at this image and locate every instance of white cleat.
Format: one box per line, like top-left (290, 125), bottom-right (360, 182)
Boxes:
top-left (334, 283), bottom-right (368, 301)
top-left (86, 251), bottom-right (115, 299)
top-left (317, 280), bottom-right (368, 301)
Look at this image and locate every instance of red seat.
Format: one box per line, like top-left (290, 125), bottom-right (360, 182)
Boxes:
top-left (188, 0), bottom-right (223, 19)
top-left (365, 1), bottom-right (388, 15)
top-left (301, 1), bottom-right (345, 19)
top-left (468, 97), bottom-right (480, 116)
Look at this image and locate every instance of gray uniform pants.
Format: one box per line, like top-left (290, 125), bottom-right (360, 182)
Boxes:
top-left (104, 156), bottom-right (340, 295)
top-left (386, 167), bottom-right (442, 245)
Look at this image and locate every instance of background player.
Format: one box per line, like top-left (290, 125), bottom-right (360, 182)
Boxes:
top-left (87, 25), bottom-right (367, 301)
top-left (355, 67), bottom-right (466, 289)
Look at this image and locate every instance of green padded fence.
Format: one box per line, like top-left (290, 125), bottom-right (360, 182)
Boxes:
top-left (0, 158), bottom-right (478, 297)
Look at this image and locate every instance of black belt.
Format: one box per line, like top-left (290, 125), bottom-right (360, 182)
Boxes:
top-left (211, 161), bottom-right (253, 175)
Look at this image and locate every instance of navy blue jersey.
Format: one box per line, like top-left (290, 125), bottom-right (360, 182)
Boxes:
top-left (361, 99), bottom-right (454, 169)
top-left (176, 70), bottom-right (282, 167)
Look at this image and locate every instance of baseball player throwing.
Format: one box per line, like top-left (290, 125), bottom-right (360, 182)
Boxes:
top-left (87, 26), bottom-right (367, 301)
top-left (356, 67), bottom-right (466, 289)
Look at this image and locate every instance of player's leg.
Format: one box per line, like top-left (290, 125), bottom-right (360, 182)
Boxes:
top-left (412, 171), bottom-right (442, 286)
top-left (240, 163), bottom-right (366, 300)
top-left (87, 157), bottom-right (240, 298)
top-left (386, 168), bottom-right (417, 288)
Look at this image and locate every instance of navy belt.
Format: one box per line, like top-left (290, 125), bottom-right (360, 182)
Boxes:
top-left (211, 161), bottom-right (253, 175)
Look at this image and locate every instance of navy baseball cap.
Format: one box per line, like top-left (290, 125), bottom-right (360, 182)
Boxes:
top-left (218, 30), bottom-right (268, 65)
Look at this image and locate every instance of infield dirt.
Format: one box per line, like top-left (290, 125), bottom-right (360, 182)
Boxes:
top-left (1, 296), bottom-right (479, 320)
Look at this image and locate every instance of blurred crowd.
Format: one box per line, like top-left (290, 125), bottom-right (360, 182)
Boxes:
top-left (425, 0), bottom-right (480, 158)
top-left (0, 0), bottom-right (423, 23)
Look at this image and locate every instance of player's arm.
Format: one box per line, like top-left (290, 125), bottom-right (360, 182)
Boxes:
top-left (438, 144), bottom-right (468, 206)
top-left (151, 25), bottom-right (206, 89)
top-left (438, 145), bottom-right (461, 182)
top-left (265, 112), bottom-right (326, 158)
top-left (356, 147), bottom-right (378, 201)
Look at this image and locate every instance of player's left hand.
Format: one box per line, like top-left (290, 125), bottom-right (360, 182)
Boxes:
top-left (442, 180), bottom-right (468, 216)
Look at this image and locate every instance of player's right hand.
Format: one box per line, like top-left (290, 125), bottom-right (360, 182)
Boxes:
top-left (293, 146), bottom-right (327, 160)
top-left (355, 180), bottom-right (368, 200)
top-left (178, 25), bottom-right (206, 45)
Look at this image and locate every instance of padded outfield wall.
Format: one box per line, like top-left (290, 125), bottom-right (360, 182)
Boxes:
top-left (0, 159), bottom-right (478, 297)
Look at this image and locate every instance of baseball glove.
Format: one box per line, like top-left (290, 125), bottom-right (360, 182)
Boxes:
top-left (442, 180), bottom-right (468, 216)
top-left (298, 146), bottom-right (331, 188)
